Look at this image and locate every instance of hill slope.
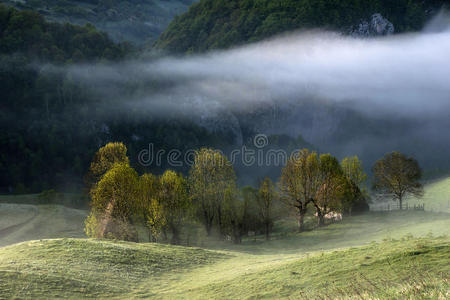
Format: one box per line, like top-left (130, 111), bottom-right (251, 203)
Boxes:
top-left (0, 239), bottom-right (227, 299)
top-left (0, 237), bottom-right (448, 299)
top-left (0, 203), bottom-right (86, 247)
top-left (155, 0), bottom-right (447, 53)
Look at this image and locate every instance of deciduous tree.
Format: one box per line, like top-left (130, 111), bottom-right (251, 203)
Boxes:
top-left (373, 152), bottom-right (423, 210)
top-left (188, 148), bottom-right (236, 236)
top-left (257, 177), bottom-right (276, 240)
top-left (159, 170), bottom-right (190, 245)
top-left (86, 142), bottom-right (129, 189)
top-left (314, 154), bottom-right (344, 226)
top-left (138, 173), bottom-right (162, 242)
top-left (88, 162), bottom-right (139, 241)
top-left (280, 149), bottom-right (321, 232)
top-left (341, 156), bottom-right (368, 215)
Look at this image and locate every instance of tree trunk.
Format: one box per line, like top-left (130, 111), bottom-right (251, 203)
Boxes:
top-left (170, 224), bottom-right (180, 245)
top-left (399, 197), bottom-right (403, 210)
top-left (205, 217), bottom-right (213, 236)
top-left (217, 206), bottom-right (225, 239)
top-left (318, 212), bottom-right (324, 226)
top-left (265, 222), bottom-right (270, 240)
top-left (316, 207), bottom-right (325, 226)
top-left (297, 210), bottom-right (306, 232)
top-left (162, 228), bottom-right (168, 242)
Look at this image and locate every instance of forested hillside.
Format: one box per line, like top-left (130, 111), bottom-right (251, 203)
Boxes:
top-left (0, 0), bottom-right (198, 44)
top-left (0, 4), bottom-right (239, 195)
top-left (155, 0), bottom-right (447, 53)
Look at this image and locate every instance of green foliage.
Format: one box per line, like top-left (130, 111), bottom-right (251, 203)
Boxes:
top-left (313, 153), bottom-right (345, 225)
top-left (280, 148), bottom-right (321, 232)
top-left (84, 211), bottom-right (101, 238)
top-left (86, 142), bottom-right (129, 187)
top-left (0, 0), bottom-right (197, 45)
top-left (138, 173), bottom-right (163, 240)
top-left (158, 170), bottom-right (190, 244)
top-left (156, 0), bottom-right (446, 53)
top-left (341, 156), bottom-right (369, 215)
top-left (88, 163), bottom-right (139, 240)
top-left (188, 148), bottom-right (237, 236)
top-left (256, 177), bottom-right (276, 240)
top-left (0, 4), bottom-right (125, 62)
top-left (281, 149), bottom-right (367, 229)
top-left (0, 4), bottom-right (128, 193)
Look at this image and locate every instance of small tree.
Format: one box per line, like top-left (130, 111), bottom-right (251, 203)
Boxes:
top-left (138, 173), bottom-right (162, 242)
top-left (158, 170), bottom-right (190, 245)
top-left (240, 186), bottom-right (261, 236)
top-left (313, 154), bottom-right (344, 226)
top-left (341, 156), bottom-right (368, 215)
top-left (280, 149), bottom-right (321, 232)
top-left (188, 148), bottom-right (236, 237)
top-left (257, 177), bottom-right (276, 240)
top-left (373, 152), bottom-right (424, 210)
top-left (88, 163), bottom-right (139, 241)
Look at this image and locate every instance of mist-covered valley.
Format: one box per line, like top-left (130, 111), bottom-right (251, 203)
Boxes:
top-left (1, 1), bottom-right (450, 299)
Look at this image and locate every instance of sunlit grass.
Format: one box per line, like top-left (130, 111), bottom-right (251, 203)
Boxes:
top-left (0, 191), bottom-right (449, 299)
top-left (0, 239), bottom-right (229, 299)
top-left (0, 236), bottom-right (448, 299)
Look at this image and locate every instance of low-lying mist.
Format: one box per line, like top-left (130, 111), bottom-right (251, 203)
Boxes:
top-left (44, 12), bottom-right (450, 173)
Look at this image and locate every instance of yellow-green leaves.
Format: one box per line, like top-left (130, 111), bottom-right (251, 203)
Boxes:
top-left (87, 142), bottom-right (129, 186)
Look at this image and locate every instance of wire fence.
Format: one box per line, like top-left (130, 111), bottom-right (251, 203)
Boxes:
top-left (369, 193), bottom-right (450, 212)
top-left (370, 202), bottom-right (425, 212)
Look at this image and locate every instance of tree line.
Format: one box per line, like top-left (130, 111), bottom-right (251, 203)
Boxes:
top-left (84, 142), bottom-right (423, 244)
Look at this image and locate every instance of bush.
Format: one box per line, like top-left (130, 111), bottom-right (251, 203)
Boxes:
top-left (38, 189), bottom-right (57, 204)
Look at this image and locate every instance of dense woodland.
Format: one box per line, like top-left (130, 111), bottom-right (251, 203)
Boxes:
top-left (0, 0), bottom-right (197, 44)
top-left (0, 4), bottom-right (235, 194)
top-left (156, 0), bottom-right (447, 53)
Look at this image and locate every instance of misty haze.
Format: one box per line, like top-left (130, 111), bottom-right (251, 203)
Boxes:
top-left (0, 1), bottom-right (449, 299)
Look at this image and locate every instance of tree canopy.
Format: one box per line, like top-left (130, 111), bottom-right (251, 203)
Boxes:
top-left (373, 151), bottom-right (424, 210)
top-left (155, 0), bottom-right (446, 53)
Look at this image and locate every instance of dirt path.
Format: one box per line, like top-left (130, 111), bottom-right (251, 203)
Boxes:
top-left (0, 207), bottom-right (38, 239)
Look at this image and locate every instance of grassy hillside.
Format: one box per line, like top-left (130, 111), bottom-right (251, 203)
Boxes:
top-left (0, 237), bottom-right (448, 299)
top-left (155, 0), bottom-right (447, 53)
top-left (0, 202), bottom-right (86, 247)
top-left (0, 193), bottom-right (448, 298)
top-left (0, 239), bottom-right (227, 299)
top-left (157, 237), bottom-right (450, 299)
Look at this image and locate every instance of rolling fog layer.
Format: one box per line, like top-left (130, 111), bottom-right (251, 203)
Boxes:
top-left (53, 13), bottom-right (450, 171)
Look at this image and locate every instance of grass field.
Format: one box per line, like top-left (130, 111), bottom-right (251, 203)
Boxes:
top-left (0, 236), bottom-right (448, 299)
top-left (0, 210), bottom-right (448, 299)
top-left (0, 178), bottom-right (449, 299)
